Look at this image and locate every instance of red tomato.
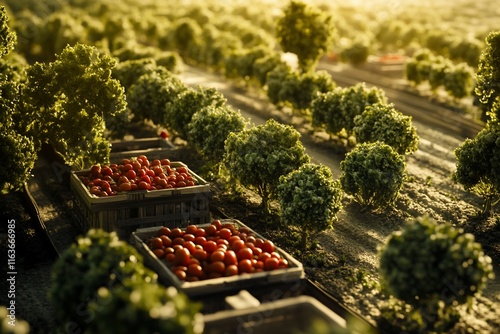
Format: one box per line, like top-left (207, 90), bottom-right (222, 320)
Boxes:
top-left (205, 225), bottom-right (217, 236)
top-left (153, 248), bottom-right (165, 259)
top-left (166, 253), bottom-right (175, 263)
top-left (125, 169), bottom-right (136, 180)
top-left (161, 158), bottom-right (171, 166)
top-left (186, 180), bottom-right (195, 187)
top-left (138, 181), bottom-right (150, 190)
top-left (231, 240), bottom-right (246, 253)
top-left (238, 259), bottom-right (254, 273)
top-left (194, 228), bottom-right (205, 237)
top-left (279, 259), bottom-right (289, 269)
top-left (183, 241), bottom-right (196, 254)
top-left (224, 250), bottom-right (238, 266)
top-left (174, 269), bottom-right (186, 281)
top-left (237, 248), bottom-right (253, 261)
top-left (194, 236), bottom-right (207, 246)
top-left (118, 182), bottom-right (131, 192)
top-left (149, 237), bottom-right (163, 250)
top-left (185, 225), bottom-right (198, 235)
top-left (264, 257), bottom-right (280, 271)
top-left (177, 166), bottom-right (188, 174)
top-left (160, 130), bottom-right (169, 139)
top-left (258, 252), bottom-right (272, 263)
top-left (187, 264), bottom-right (203, 278)
top-left (208, 261), bottom-right (225, 274)
top-left (159, 235), bottom-right (172, 247)
top-left (193, 249), bottom-right (207, 261)
top-left (174, 248), bottom-right (191, 266)
top-left (211, 220), bottom-right (223, 230)
top-left (183, 234), bottom-right (195, 242)
top-left (222, 223), bottom-right (236, 234)
top-left (172, 237), bottom-right (184, 246)
top-left (210, 250), bottom-right (226, 263)
top-left (218, 228), bottom-right (232, 240)
top-left (261, 240), bottom-right (275, 253)
top-left (203, 240), bottom-right (217, 253)
top-left (224, 264), bottom-right (239, 277)
top-left (151, 159), bottom-right (161, 166)
top-left (157, 226), bottom-right (170, 237)
top-left (170, 228), bottom-right (183, 238)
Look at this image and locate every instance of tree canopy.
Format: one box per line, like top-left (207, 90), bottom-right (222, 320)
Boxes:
top-left (276, 0), bottom-right (334, 72)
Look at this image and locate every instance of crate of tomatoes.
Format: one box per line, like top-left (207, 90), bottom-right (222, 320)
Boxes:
top-left (131, 219), bottom-right (304, 299)
top-left (109, 135), bottom-right (181, 162)
top-left (70, 154), bottom-right (212, 239)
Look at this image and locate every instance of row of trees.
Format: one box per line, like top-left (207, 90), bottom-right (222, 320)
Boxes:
top-left (405, 49), bottom-right (475, 101)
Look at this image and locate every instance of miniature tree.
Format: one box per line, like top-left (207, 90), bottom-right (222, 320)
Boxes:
top-left (453, 120), bottom-right (500, 216)
top-left (312, 83), bottom-right (387, 138)
top-left (23, 43), bottom-right (127, 167)
top-left (0, 7), bottom-right (36, 191)
top-left (474, 30), bottom-right (500, 120)
top-left (164, 86), bottom-right (226, 139)
top-left (379, 215), bottom-right (494, 331)
top-left (85, 282), bottom-right (202, 334)
top-left (223, 119), bottom-right (310, 213)
top-left (353, 103), bottom-right (419, 155)
top-left (276, 0), bottom-right (334, 72)
top-left (49, 229), bottom-right (157, 331)
top-left (277, 163), bottom-right (343, 248)
top-left (187, 104), bottom-right (247, 167)
top-left (127, 69), bottom-right (186, 125)
top-left (340, 142), bottom-right (406, 209)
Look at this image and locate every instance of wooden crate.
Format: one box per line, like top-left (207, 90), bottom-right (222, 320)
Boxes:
top-left (70, 162), bottom-right (212, 239)
top-left (109, 137), bottom-right (180, 162)
top-left (202, 295), bottom-right (347, 334)
top-left (131, 219), bottom-right (304, 298)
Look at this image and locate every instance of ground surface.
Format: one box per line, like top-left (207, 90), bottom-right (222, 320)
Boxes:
top-left (1, 65), bottom-right (500, 333)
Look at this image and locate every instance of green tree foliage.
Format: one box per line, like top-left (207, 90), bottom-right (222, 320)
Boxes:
top-left (164, 86), bottom-right (226, 139)
top-left (223, 119), bottom-right (310, 213)
top-left (312, 83), bottom-right (387, 137)
top-left (85, 282), bottom-right (202, 334)
top-left (112, 58), bottom-right (158, 91)
top-left (353, 103), bottom-right (419, 155)
top-left (340, 41), bottom-right (370, 65)
top-left (379, 215), bottom-right (494, 331)
top-left (127, 69), bottom-right (186, 125)
top-left (453, 121), bottom-right (500, 216)
top-left (187, 104), bottom-right (247, 166)
top-left (277, 163), bottom-right (343, 248)
top-left (0, 8), bottom-right (36, 191)
top-left (267, 67), bottom-right (335, 112)
top-left (23, 43), bottom-right (127, 167)
top-left (276, 0), bottom-right (334, 72)
top-left (444, 62), bottom-right (475, 100)
top-left (340, 142), bottom-right (406, 209)
top-left (49, 229), bottom-right (158, 331)
top-left (0, 6), bottom-right (16, 57)
top-left (169, 18), bottom-right (202, 60)
top-left (225, 46), bottom-right (269, 83)
top-left (475, 30), bottom-right (500, 118)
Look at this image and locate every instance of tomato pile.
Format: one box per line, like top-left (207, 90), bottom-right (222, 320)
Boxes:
top-left (78, 154), bottom-right (197, 197)
top-left (147, 220), bottom-right (289, 282)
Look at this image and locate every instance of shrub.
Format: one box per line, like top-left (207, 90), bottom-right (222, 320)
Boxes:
top-left (277, 163), bottom-right (343, 248)
top-left (223, 119), bottom-right (310, 213)
top-left (453, 121), bottom-right (500, 216)
top-left (312, 83), bottom-right (387, 138)
top-left (187, 104), bottom-right (247, 166)
top-left (353, 102), bottom-right (419, 155)
top-left (127, 70), bottom-right (186, 125)
top-left (339, 142), bottom-right (406, 209)
top-left (379, 215), bottom-right (494, 331)
top-left (164, 86), bottom-right (226, 139)
top-left (49, 229), bottom-right (157, 331)
top-left (85, 281), bottom-right (202, 334)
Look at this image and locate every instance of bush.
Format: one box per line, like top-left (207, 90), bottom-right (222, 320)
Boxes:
top-left (164, 86), bottom-right (226, 139)
top-left (187, 104), bottom-right (247, 166)
top-left (277, 163), bottom-right (343, 248)
top-left (379, 215), bottom-right (494, 331)
top-left (312, 83), bottom-right (387, 137)
top-left (223, 119), bottom-right (310, 213)
top-left (353, 102), bottom-right (419, 155)
top-left (49, 229), bottom-right (157, 331)
top-left (339, 142), bottom-right (406, 209)
top-left (127, 70), bottom-right (186, 125)
top-left (85, 281), bottom-right (202, 334)
top-left (453, 122), bottom-right (500, 216)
